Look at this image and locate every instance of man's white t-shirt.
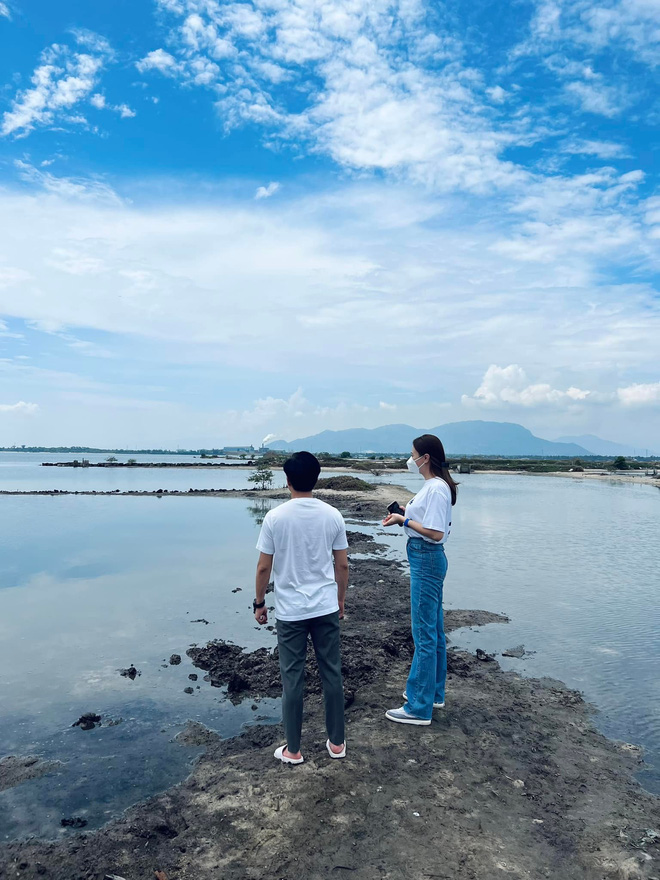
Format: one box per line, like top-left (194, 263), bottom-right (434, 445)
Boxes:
top-left (256, 498), bottom-right (349, 622)
top-left (404, 477), bottom-right (452, 544)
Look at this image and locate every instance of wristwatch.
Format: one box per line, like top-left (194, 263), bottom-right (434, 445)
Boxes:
top-left (253, 599), bottom-right (266, 612)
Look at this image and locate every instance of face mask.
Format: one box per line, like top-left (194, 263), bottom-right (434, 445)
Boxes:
top-left (406, 454), bottom-right (425, 475)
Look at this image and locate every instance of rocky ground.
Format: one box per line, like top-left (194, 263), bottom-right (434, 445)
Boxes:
top-left (1, 497), bottom-right (659, 880)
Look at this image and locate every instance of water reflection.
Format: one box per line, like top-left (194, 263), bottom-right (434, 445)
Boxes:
top-left (246, 498), bottom-right (278, 525)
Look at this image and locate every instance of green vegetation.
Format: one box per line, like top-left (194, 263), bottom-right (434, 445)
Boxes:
top-left (611, 456), bottom-right (628, 470)
top-left (105, 456), bottom-right (118, 463)
top-left (248, 460), bottom-right (274, 490)
top-left (340, 451), bottom-right (351, 458)
top-left (315, 476), bottom-right (374, 491)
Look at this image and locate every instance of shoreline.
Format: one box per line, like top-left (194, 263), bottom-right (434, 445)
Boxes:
top-left (1, 468), bottom-right (658, 498)
top-left (0, 493), bottom-right (658, 878)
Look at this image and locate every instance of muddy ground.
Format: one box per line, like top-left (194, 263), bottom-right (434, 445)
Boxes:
top-left (1, 501), bottom-right (659, 880)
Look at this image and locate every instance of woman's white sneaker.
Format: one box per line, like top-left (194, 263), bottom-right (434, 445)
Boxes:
top-left (385, 706), bottom-right (431, 726)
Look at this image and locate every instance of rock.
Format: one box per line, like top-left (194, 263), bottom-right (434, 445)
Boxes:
top-left (72, 713), bottom-right (102, 730)
top-left (183, 687), bottom-right (194, 694)
top-left (476, 648), bottom-right (495, 662)
top-left (191, 619), bottom-right (209, 625)
top-left (175, 721), bottom-right (221, 747)
top-left (61, 817), bottom-right (87, 829)
top-left (227, 671), bottom-right (250, 693)
top-left (169, 654), bottom-right (182, 665)
top-left (0, 755), bottom-right (63, 793)
top-left (502, 645), bottom-right (526, 659)
top-left (119, 665), bottom-right (141, 679)
top-left (188, 673), bottom-right (198, 681)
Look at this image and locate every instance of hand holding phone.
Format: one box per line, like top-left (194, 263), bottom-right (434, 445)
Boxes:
top-left (387, 501), bottom-right (406, 516)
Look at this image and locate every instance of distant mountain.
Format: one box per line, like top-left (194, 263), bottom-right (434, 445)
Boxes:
top-left (268, 421), bottom-right (591, 457)
top-left (555, 434), bottom-right (654, 457)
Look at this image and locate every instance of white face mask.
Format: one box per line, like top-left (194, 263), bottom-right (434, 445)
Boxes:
top-left (406, 454), bottom-right (425, 475)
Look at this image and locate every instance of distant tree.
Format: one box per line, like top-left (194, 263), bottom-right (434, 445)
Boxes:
top-left (127, 458), bottom-right (137, 465)
top-left (340, 451), bottom-right (351, 459)
top-left (249, 460), bottom-right (274, 490)
top-left (106, 456), bottom-right (118, 463)
top-left (612, 456), bottom-right (628, 470)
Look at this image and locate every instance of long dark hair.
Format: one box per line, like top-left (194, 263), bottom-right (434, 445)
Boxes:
top-left (413, 434), bottom-right (458, 506)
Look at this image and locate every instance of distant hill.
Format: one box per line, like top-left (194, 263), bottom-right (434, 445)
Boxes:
top-left (268, 421), bottom-right (591, 457)
top-left (555, 434), bottom-right (655, 457)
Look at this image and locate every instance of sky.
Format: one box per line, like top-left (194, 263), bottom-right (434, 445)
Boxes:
top-left (0, 0), bottom-right (658, 449)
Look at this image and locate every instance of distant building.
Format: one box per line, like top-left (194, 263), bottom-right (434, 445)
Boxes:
top-left (221, 445), bottom-right (255, 454)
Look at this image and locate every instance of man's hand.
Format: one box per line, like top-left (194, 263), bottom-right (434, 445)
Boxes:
top-left (254, 552), bottom-right (273, 626)
top-left (338, 598), bottom-right (345, 620)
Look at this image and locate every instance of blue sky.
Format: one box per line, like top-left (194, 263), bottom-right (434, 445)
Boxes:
top-left (0, 0), bottom-right (659, 448)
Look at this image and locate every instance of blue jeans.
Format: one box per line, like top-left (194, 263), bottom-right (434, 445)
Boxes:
top-left (405, 537), bottom-right (448, 720)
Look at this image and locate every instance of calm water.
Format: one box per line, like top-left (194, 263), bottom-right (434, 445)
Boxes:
top-left (0, 452), bottom-right (275, 492)
top-left (373, 472), bottom-right (660, 794)
top-left (0, 470), bottom-right (658, 840)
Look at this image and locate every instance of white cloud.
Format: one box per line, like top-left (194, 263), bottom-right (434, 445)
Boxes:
top-left (462, 365), bottom-right (593, 408)
top-left (379, 401), bottom-right (396, 410)
top-left (0, 170), bottom-right (658, 446)
top-left (0, 2), bottom-right (11, 19)
top-left (617, 383), bottom-right (660, 406)
top-left (136, 49), bottom-right (181, 75)
top-left (563, 79), bottom-right (627, 117)
top-left (525, 0), bottom-right (660, 64)
top-left (14, 160), bottom-right (122, 205)
top-left (90, 93), bottom-right (136, 118)
top-left (138, 0), bottom-right (527, 193)
top-left (255, 181), bottom-right (280, 199)
top-left (116, 103), bottom-right (136, 118)
top-left (0, 401), bottom-right (39, 415)
top-left (1, 32), bottom-right (113, 138)
top-left (563, 139), bottom-right (630, 159)
top-left (486, 86), bottom-right (509, 103)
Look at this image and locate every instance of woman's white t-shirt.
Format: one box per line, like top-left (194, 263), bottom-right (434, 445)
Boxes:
top-left (256, 497), bottom-right (349, 621)
top-left (404, 477), bottom-right (452, 544)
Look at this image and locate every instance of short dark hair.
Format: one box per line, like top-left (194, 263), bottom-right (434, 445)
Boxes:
top-left (283, 451), bottom-right (321, 492)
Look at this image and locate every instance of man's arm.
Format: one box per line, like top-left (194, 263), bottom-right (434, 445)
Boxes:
top-left (254, 552), bottom-right (273, 625)
top-left (333, 548), bottom-right (349, 619)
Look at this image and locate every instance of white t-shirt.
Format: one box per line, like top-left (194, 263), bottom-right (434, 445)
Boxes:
top-left (256, 497), bottom-right (349, 621)
top-left (404, 477), bottom-right (453, 544)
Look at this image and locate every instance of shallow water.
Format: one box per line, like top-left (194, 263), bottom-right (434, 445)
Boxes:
top-left (0, 495), bottom-right (281, 840)
top-left (0, 452), bottom-right (275, 492)
top-left (0, 471), bottom-right (658, 841)
top-left (368, 472), bottom-right (660, 795)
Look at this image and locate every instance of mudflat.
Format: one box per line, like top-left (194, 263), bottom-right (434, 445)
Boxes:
top-left (1, 492), bottom-right (659, 880)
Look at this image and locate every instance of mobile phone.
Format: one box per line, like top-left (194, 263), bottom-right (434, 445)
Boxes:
top-left (387, 501), bottom-right (406, 516)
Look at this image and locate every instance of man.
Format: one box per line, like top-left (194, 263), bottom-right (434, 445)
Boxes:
top-left (254, 451), bottom-right (349, 764)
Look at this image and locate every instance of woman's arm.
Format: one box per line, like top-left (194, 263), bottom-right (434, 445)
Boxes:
top-left (381, 512), bottom-right (444, 542)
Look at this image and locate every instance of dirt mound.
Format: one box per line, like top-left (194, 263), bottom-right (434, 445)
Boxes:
top-left (316, 476), bottom-right (374, 491)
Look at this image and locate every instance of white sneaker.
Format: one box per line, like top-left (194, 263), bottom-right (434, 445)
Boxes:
top-left (403, 691), bottom-right (445, 709)
top-left (386, 706), bottom-right (431, 726)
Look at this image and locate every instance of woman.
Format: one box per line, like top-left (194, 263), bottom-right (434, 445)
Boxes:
top-left (382, 434), bottom-right (458, 725)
